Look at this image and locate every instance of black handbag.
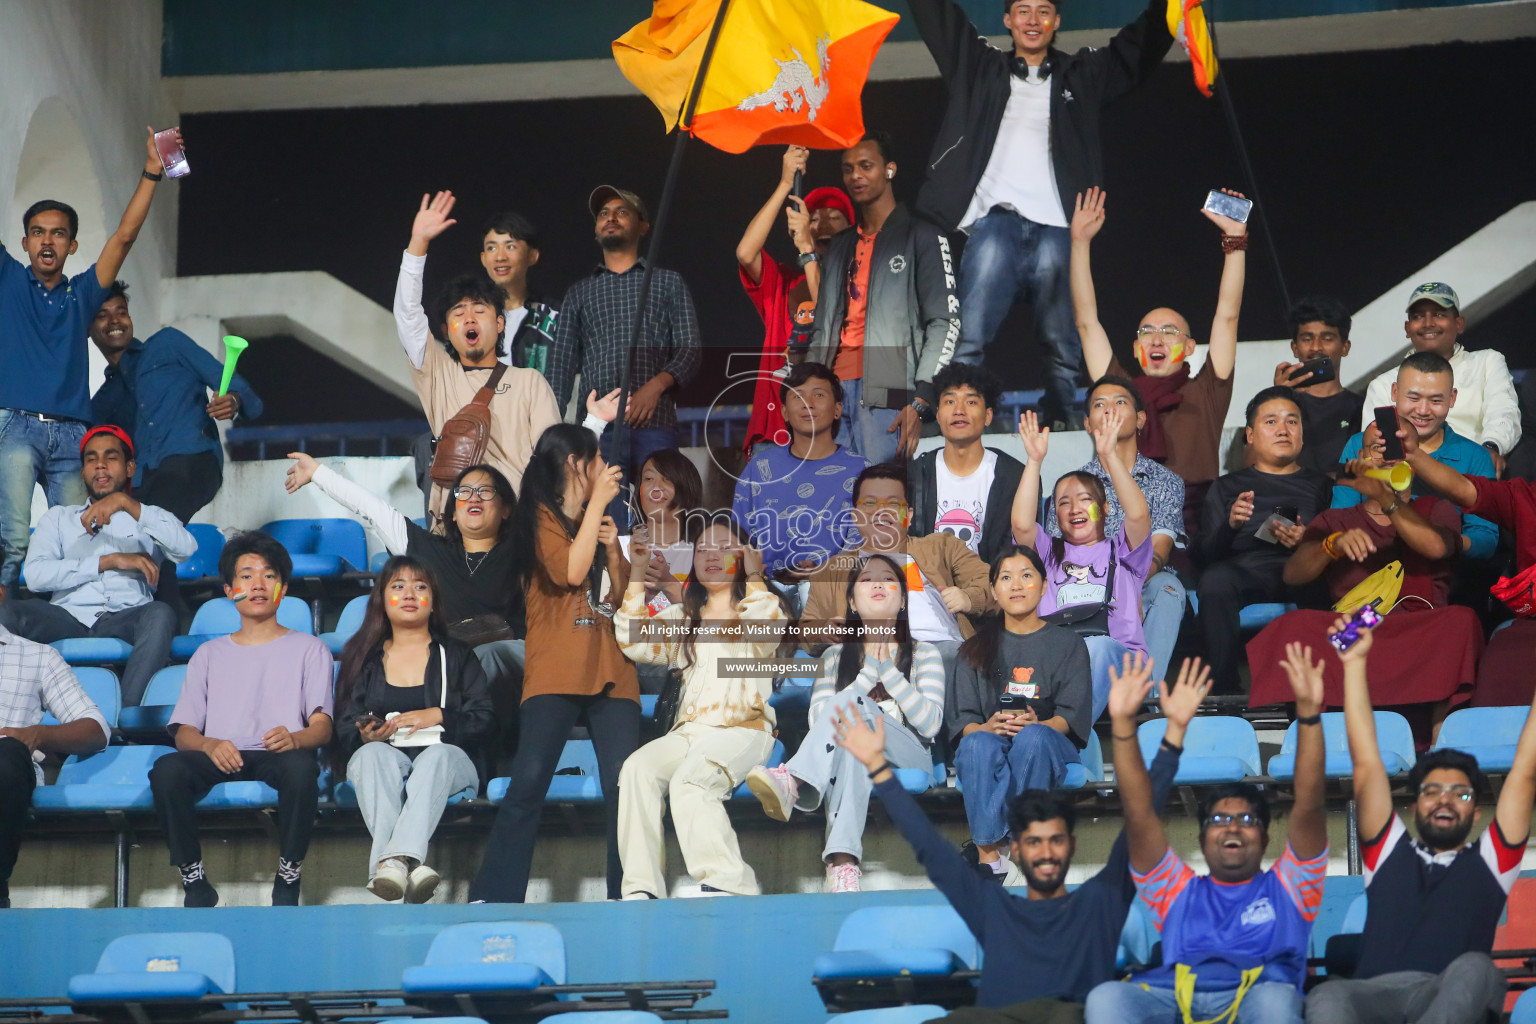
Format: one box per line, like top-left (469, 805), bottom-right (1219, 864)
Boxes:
top-left (447, 614), bottom-right (515, 647)
top-left (647, 668), bottom-right (684, 740)
top-left (1040, 556), bottom-right (1117, 638)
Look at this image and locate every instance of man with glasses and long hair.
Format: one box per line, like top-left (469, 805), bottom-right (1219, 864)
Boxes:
top-left (1303, 618), bottom-right (1536, 1024)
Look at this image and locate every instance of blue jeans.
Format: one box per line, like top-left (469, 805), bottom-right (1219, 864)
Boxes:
top-left (956, 208), bottom-right (1082, 425)
top-left (1084, 635), bottom-right (1129, 725)
top-left (0, 411), bottom-right (86, 588)
top-left (1141, 569), bottom-right (1187, 684)
top-left (840, 377), bottom-right (900, 465)
top-left (600, 424), bottom-right (679, 528)
top-left (1085, 979), bottom-right (1303, 1024)
top-left (955, 726), bottom-right (1080, 845)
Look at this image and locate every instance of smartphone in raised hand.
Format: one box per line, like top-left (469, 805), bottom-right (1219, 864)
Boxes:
top-left (153, 128), bottom-right (189, 178)
top-left (1374, 406), bottom-right (1404, 461)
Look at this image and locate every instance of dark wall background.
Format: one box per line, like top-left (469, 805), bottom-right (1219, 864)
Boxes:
top-left (179, 39), bottom-right (1536, 425)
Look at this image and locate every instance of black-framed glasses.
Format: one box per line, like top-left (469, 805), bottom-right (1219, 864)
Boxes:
top-left (1207, 812), bottom-right (1261, 827)
top-left (453, 485), bottom-right (498, 501)
top-left (1418, 783), bottom-right (1474, 802)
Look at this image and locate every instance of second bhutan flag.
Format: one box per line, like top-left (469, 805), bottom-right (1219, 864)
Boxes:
top-left (614, 0), bottom-right (899, 154)
top-left (1168, 0), bottom-right (1218, 97)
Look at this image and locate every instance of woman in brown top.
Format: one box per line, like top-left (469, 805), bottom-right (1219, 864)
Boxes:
top-left (470, 423), bottom-right (638, 902)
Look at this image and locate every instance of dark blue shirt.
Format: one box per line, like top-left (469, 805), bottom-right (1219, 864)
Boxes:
top-left (0, 243), bottom-right (109, 421)
top-left (91, 328), bottom-right (263, 479)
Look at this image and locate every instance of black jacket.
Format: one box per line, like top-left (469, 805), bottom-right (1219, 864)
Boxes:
top-left (806, 203), bottom-right (960, 408)
top-left (909, 446), bottom-right (1026, 564)
top-left (910, 0), bottom-right (1174, 232)
top-left (334, 638), bottom-right (496, 787)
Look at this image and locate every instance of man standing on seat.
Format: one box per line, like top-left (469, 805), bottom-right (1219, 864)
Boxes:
top-left (1088, 648), bottom-right (1328, 1023)
top-left (1305, 620), bottom-right (1535, 1024)
top-left (0, 129), bottom-right (177, 588)
top-left (909, 0), bottom-right (1174, 429)
top-left (0, 580), bottom-right (111, 909)
top-left (149, 533), bottom-right (333, 907)
top-left (1, 427), bottom-right (192, 707)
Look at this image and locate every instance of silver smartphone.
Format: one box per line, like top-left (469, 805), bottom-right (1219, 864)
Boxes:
top-left (1203, 189), bottom-right (1252, 223)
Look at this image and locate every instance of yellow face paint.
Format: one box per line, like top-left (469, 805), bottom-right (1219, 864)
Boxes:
top-left (1086, 503), bottom-right (1101, 522)
top-left (722, 552), bottom-right (739, 574)
top-left (388, 593), bottom-right (401, 606)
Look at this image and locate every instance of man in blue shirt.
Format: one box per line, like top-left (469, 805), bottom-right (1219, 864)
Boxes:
top-left (1333, 351), bottom-right (1496, 562)
top-left (0, 129), bottom-right (176, 588)
top-left (89, 282), bottom-right (262, 523)
top-left (0, 427), bottom-right (194, 706)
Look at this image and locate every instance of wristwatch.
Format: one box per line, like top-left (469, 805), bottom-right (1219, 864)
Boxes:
top-left (796, 251), bottom-right (818, 268)
top-left (910, 397), bottom-right (935, 423)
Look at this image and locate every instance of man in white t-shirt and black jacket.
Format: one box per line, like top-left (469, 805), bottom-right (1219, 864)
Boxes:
top-left (909, 0), bottom-right (1174, 430)
top-left (909, 362), bottom-right (1025, 564)
top-left (1304, 620), bottom-right (1536, 1024)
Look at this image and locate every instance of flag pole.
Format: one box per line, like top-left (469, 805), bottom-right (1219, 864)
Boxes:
top-left (609, 0), bottom-right (734, 520)
top-left (1205, 11), bottom-right (1292, 322)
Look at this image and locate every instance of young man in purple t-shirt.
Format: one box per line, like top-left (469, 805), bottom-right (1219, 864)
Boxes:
top-left (149, 533), bottom-right (333, 907)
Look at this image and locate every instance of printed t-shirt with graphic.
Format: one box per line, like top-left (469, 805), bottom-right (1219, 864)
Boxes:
top-left (949, 624), bottom-right (1091, 746)
top-left (934, 449), bottom-right (996, 556)
top-left (1355, 814), bottom-right (1524, 978)
top-left (899, 555), bottom-right (965, 644)
top-left (1132, 843), bottom-right (1328, 991)
top-left (731, 443), bottom-right (869, 574)
top-left (834, 229), bottom-right (877, 382)
top-left (1030, 529), bottom-right (1155, 653)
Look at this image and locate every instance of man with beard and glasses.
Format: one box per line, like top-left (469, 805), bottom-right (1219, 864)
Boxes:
top-left (826, 656), bottom-right (1194, 1022)
top-left (0, 426), bottom-right (192, 706)
top-left (1303, 619), bottom-right (1536, 1024)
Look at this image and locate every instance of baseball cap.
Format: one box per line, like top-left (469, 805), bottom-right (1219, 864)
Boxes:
top-left (80, 424), bottom-right (134, 459)
top-left (804, 186), bottom-right (855, 226)
top-left (588, 186), bottom-right (650, 223)
top-left (1406, 282), bottom-right (1460, 313)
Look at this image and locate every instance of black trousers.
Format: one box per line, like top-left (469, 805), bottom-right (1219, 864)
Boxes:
top-left (148, 748), bottom-right (319, 866)
top-left (136, 451), bottom-right (222, 524)
top-left (470, 692), bottom-right (640, 902)
top-left (1197, 556), bottom-right (1292, 693)
top-left (0, 737), bottom-right (37, 891)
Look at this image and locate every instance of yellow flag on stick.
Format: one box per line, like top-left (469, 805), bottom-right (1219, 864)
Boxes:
top-left (1167, 0), bottom-right (1218, 97)
top-left (614, 0), bottom-right (899, 154)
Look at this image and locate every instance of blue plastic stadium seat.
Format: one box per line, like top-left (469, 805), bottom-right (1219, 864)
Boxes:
top-left (829, 1010), bottom-right (949, 1024)
top-left (42, 666), bottom-right (121, 730)
top-left (33, 745), bottom-right (174, 812)
top-left (401, 921), bottom-right (566, 994)
top-left (260, 518), bottom-right (367, 577)
top-left (1139, 717), bottom-right (1261, 784)
top-left (813, 906), bottom-right (980, 981)
top-left (1511, 987), bottom-right (1536, 1024)
top-left (68, 932), bottom-right (234, 1002)
top-left (1267, 711), bottom-right (1415, 780)
top-left (171, 596), bottom-right (314, 659)
top-left (177, 524), bottom-right (226, 581)
top-left (52, 638), bottom-right (134, 666)
top-left (528, 1016), bottom-right (661, 1024)
top-left (369, 551), bottom-right (389, 573)
top-left (1186, 593), bottom-right (1296, 632)
top-left (320, 595), bottom-right (370, 656)
top-left (1061, 731), bottom-right (1106, 789)
top-left (117, 666), bottom-right (185, 739)
top-left (488, 741), bottom-right (603, 803)
top-left (1433, 705), bottom-right (1530, 773)
top-left (1118, 901), bottom-right (1159, 970)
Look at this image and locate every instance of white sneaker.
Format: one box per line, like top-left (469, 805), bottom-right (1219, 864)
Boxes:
top-left (368, 858), bottom-right (408, 901)
top-left (828, 862), bottom-right (863, 893)
top-left (676, 884), bottom-right (730, 899)
top-left (746, 765), bottom-right (798, 822)
top-left (405, 863), bottom-right (440, 904)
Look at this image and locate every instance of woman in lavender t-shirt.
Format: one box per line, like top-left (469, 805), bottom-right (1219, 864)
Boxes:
top-left (1011, 408), bottom-right (1154, 721)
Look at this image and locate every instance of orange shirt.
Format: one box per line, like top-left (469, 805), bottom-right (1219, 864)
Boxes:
top-left (834, 229), bottom-right (878, 382)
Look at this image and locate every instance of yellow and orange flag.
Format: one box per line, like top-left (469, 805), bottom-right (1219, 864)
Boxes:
top-left (1167, 0), bottom-right (1218, 97)
top-left (614, 0), bottom-right (899, 154)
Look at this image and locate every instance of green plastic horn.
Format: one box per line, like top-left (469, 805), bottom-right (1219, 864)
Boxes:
top-left (218, 335), bottom-right (249, 396)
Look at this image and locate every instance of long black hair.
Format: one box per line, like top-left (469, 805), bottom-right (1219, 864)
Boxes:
top-left (960, 545), bottom-right (1048, 674)
top-left (332, 555), bottom-right (450, 777)
top-left (509, 423), bottom-right (604, 597)
top-left (443, 463), bottom-right (517, 549)
top-left (835, 553), bottom-right (913, 691)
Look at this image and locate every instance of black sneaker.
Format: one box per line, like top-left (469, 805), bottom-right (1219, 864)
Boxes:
top-left (959, 840), bottom-right (981, 867)
top-left (182, 879), bottom-right (219, 908)
top-left (271, 876), bottom-right (301, 906)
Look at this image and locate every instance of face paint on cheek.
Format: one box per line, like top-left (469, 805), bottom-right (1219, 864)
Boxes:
top-left (1086, 503), bottom-right (1101, 522)
top-left (230, 587), bottom-right (248, 603)
top-left (388, 593), bottom-right (401, 606)
top-left (722, 553), bottom-right (739, 574)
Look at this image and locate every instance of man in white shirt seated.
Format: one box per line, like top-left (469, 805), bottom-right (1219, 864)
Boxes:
top-left (0, 426), bottom-right (193, 706)
top-left (1363, 282), bottom-right (1520, 477)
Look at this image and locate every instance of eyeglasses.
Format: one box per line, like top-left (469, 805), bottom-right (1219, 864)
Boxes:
top-left (1206, 812), bottom-right (1261, 827)
top-left (453, 485), bottom-right (499, 501)
top-left (1135, 326), bottom-right (1185, 339)
top-left (856, 498), bottom-right (910, 512)
top-left (1418, 783), bottom-right (1474, 802)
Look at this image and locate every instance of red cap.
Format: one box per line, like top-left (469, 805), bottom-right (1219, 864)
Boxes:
top-left (81, 425), bottom-right (134, 460)
top-left (804, 186), bottom-right (854, 226)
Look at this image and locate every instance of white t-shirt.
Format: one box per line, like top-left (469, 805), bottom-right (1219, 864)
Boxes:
top-left (959, 66), bottom-right (1066, 232)
top-left (902, 557), bottom-right (964, 644)
top-left (933, 449), bottom-right (997, 556)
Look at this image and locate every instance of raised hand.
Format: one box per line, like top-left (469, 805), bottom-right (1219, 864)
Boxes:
top-left (785, 195), bottom-right (813, 253)
top-left (409, 190), bottom-right (458, 250)
top-left (1091, 405), bottom-right (1127, 462)
top-left (1327, 613), bottom-right (1375, 664)
top-left (1275, 361), bottom-right (1310, 388)
top-left (284, 451), bottom-right (319, 494)
top-left (1107, 651), bottom-right (1157, 723)
top-left (743, 542), bottom-right (765, 578)
top-left (1159, 657), bottom-right (1212, 729)
top-left (1018, 409), bottom-right (1050, 465)
top-left (587, 387), bottom-right (622, 424)
top-left (590, 464), bottom-right (624, 509)
top-left (780, 145), bottom-right (810, 188)
top-left (832, 705), bottom-right (887, 770)
top-left (1071, 187), bottom-right (1107, 243)
top-left (1202, 188), bottom-right (1250, 238)
top-left (1279, 642), bottom-right (1325, 714)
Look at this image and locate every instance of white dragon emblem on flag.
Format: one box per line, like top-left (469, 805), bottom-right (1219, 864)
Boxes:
top-left (736, 36), bottom-right (832, 120)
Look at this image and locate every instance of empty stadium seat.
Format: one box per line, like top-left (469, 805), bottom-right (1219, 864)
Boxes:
top-left (1186, 594), bottom-right (1297, 632)
top-left (320, 594), bottom-right (369, 655)
top-left (116, 666), bottom-right (185, 739)
top-left (1138, 717), bottom-right (1261, 784)
top-left (1061, 731), bottom-right (1106, 789)
top-left (177, 524), bottom-right (225, 581)
top-left (1512, 988), bottom-right (1536, 1024)
top-left (51, 638), bottom-right (133, 667)
top-left (1267, 711), bottom-right (1415, 780)
top-left (260, 518), bottom-right (367, 577)
top-left (68, 932), bottom-right (234, 1002)
top-left (32, 745), bottom-right (173, 812)
top-left (814, 905), bottom-right (980, 982)
top-left (402, 921), bottom-right (566, 993)
top-left (1433, 705), bottom-right (1530, 773)
top-left (42, 666), bottom-right (120, 730)
top-left (170, 595), bottom-right (314, 659)
top-left (828, 1009), bottom-right (948, 1024)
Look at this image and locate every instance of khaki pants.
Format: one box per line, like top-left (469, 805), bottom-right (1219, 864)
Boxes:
top-left (617, 721), bottom-right (774, 898)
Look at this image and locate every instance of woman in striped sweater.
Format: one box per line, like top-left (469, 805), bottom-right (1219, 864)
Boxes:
top-left (747, 553), bottom-right (945, 892)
